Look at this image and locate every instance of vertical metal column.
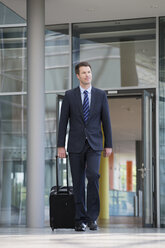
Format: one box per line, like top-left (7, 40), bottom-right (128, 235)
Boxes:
top-left (27, 0), bottom-right (45, 228)
top-left (156, 16), bottom-right (160, 228)
top-left (99, 153), bottom-right (109, 220)
top-left (99, 131), bottom-right (110, 220)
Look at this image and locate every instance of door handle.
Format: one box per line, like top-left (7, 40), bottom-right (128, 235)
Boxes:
top-left (138, 166), bottom-right (149, 179)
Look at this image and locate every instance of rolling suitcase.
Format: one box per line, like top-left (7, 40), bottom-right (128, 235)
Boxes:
top-left (49, 156), bottom-right (75, 230)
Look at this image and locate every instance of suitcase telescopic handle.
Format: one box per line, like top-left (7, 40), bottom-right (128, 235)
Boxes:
top-left (56, 155), bottom-right (70, 193)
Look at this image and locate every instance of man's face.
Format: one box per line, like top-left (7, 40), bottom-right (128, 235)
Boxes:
top-left (76, 66), bottom-right (92, 87)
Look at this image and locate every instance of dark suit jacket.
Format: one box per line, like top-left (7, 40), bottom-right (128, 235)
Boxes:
top-left (57, 86), bottom-right (112, 153)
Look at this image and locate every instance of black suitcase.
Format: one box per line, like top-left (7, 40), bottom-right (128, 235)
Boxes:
top-left (49, 156), bottom-right (75, 230)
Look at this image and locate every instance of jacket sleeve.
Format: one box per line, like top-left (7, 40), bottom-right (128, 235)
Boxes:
top-left (101, 92), bottom-right (112, 148)
top-left (57, 92), bottom-right (70, 147)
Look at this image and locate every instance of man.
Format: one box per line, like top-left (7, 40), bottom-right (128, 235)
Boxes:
top-left (57, 61), bottom-right (112, 231)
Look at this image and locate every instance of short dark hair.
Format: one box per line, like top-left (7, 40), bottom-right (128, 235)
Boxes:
top-left (75, 62), bottom-right (92, 75)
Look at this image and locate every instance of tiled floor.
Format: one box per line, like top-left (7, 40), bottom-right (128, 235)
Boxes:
top-left (0, 225), bottom-right (165, 248)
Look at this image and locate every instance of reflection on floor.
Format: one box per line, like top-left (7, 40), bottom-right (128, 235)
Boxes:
top-left (98, 217), bottom-right (142, 229)
top-left (100, 216), bottom-right (142, 228)
top-left (0, 224), bottom-right (165, 248)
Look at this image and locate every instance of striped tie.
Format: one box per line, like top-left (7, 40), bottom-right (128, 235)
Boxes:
top-left (83, 90), bottom-right (90, 123)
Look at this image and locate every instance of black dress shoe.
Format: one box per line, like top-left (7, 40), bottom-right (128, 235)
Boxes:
top-left (75, 222), bottom-right (87, 231)
top-left (88, 221), bottom-right (98, 230)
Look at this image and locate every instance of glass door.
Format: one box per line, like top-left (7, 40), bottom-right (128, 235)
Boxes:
top-left (141, 90), bottom-right (153, 227)
top-left (107, 88), bottom-right (155, 227)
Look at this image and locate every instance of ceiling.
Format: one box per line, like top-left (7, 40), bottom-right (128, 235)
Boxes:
top-left (1, 0), bottom-right (165, 25)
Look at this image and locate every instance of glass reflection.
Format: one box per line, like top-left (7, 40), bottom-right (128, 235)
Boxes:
top-left (73, 18), bottom-right (156, 89)
top-left (0, 95), bottom-right (26, 225)
top-left (0, 27), bottom-right (26, 92)
top-left (45, 25), bottom-right (69, 91)
top-left (0, 2), bottom-right (25, 25)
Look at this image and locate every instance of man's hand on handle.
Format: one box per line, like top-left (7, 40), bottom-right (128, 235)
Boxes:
top-left (103, 148), bottom-right (112, 157)
top-left (57, 147), bottom-right (67, 158)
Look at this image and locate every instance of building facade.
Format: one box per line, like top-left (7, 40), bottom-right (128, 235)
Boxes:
top-left (0, 1), bottom-right (165, 227)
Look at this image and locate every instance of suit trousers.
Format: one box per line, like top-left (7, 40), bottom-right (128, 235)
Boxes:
top-left (69, 140), bottom-right (101, 224)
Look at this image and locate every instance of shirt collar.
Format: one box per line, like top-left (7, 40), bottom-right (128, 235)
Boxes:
top-left (79, 85), bottom-right (92, 94)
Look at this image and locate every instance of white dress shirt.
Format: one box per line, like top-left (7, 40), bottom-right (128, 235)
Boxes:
top-left (79, 85), bottom-right (92, 107)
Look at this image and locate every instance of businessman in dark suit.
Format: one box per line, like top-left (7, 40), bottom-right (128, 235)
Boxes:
top-left (57, 62), bottom-right (112, 231)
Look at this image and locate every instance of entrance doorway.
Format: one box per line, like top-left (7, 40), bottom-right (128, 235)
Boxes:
top-left (107, 88), bottom-right (156, 227)
top-left (56, 88), bottom-right (156, 228)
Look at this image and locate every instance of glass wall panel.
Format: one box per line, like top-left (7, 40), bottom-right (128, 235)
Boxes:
top-left (0, 23), bottom-right (70, 226)
top-left (0, 2), bottom-right (25, 25)
top-left (0, 27), bottom-right (26, 92)
top-left (0, 92), bottom-right (70, 226)
top-left (73, 18), bottom-right (156, 89)
top-left (45, 25), bottom-right (70, 91)
top-left (159, 17), bottom-right (165, 226)
top-left (0, 95), bottom-right (26, 225)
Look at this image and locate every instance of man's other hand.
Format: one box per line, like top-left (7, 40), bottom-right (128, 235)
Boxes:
top-left (57, 147), bottom-right (66, 158)
top-left (103, 148), bottom-right (112, 157)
